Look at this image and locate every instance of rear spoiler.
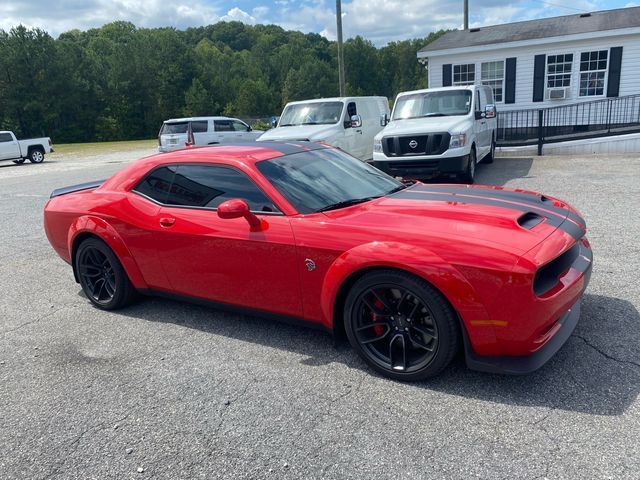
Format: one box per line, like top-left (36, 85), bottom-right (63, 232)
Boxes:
top-left (50, 180), bottom-right (105, 198)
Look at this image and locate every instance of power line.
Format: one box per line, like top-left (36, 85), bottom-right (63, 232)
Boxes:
top-left (528, 0), bottom-right (590, 13)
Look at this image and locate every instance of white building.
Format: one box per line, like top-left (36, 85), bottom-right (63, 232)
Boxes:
top-left (417, 7), bottom-right (640, 112)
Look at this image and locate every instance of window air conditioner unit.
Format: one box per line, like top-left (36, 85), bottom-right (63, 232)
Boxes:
top-left (546, 87), bottom-right (569, 100)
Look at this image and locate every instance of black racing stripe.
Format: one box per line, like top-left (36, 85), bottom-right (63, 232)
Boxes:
top-left (392, 191), bottom-right (583, 239)
top-left (413, 185), bottom-right (587, 229)
top-left (247, 141), bottom-right (328, 156)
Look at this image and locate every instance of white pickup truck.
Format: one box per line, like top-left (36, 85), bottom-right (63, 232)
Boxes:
top-left (0, 131), bottom-right (54, 164)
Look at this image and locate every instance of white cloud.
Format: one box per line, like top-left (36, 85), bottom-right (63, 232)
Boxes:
top-left (221, 7), bottom-right (257, 24)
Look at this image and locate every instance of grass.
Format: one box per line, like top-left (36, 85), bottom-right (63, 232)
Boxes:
top-left (51, 139), bottom-right (157, 156)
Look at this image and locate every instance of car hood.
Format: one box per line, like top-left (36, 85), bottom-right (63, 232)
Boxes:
top-left (258, 125), bottom-right (337, 142)
top-left (321, 184), bottom-right (585, 256)
top-left (376, 117), bottom-right (471, 139)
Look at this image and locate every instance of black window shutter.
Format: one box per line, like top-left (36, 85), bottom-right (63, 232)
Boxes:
top-left (442, 64), bottom-right (452, 87)
top-left (505, 57), bottom-right (517, 104)
top-left (532, 54), bottom-right (545, 102)
top-left (607, 47), bottom-right (623, 97)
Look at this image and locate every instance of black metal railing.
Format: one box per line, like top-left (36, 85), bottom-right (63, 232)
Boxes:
top-left (496, 94), bottom-right (640, 154)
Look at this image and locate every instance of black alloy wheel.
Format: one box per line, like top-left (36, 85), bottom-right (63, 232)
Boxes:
top-left (76, 238), bottom-right (137, 310)
top-left (344, 270), bottom-right (460, 381)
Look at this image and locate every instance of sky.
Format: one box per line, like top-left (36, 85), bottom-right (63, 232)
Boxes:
top-left (1, 0), bottom-right (637, 46)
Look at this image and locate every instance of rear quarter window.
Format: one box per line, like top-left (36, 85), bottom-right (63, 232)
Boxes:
top-left (133, 166), bottom-right (177, 204)
top-left (161, 122), bottom-right (188, 134)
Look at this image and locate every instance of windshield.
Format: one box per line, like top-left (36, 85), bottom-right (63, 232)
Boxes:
top-left (392, 90), bottom-right (472, 120)
top-left (256, 148), bottom-right (403, 214)
top-left (278, 102), bottom-right (344, 126)
top-left (161, 122), bottom-right (188, 134)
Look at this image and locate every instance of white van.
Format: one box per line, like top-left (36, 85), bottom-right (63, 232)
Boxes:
top-left (257, 97), bottom-right (390, 161)
top-left (158, 116), bottom-right (263, 152)
top-left (372, 86), bottom-right (497, 183)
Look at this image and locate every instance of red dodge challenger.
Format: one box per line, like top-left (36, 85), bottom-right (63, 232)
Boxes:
top-left (44, 142), bottom-right (592, 380)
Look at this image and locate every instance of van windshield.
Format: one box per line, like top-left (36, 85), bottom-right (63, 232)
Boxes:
top-left (392, 90), bottom-right (472, 120)
top-left (279, 102), bottom-right (343, 126)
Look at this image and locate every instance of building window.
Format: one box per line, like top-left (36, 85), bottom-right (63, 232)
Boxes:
top-left (546, 54), bottom-right (573, 88)
top-left (481, 61), bottom-right (504, 102)
top-left (579, 50), bottom-right (608, 96)
top-left (453, 64), bottom-right (475, 85)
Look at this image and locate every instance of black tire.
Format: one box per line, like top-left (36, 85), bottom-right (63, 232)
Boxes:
top-left (75, 238), bottom-right (138, 310)
top-left (344, 269), bottom-right (460, 381)
top-left (483, 137), bottom-right (495, 164)
top-left (28, 148), bottom-right (45, 163)
top-left (12, 158), bottom-right (26, 164)
top-left (459, 146), bottom-right (476, 184)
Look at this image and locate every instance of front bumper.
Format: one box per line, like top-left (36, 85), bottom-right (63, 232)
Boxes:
top-left (371, 155), bottom-right (470, 178)
top-left (463, 239), bottom-right (592, 375)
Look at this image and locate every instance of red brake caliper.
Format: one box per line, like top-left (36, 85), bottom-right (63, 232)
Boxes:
top-left (371, 298), bottom-right (385, 336)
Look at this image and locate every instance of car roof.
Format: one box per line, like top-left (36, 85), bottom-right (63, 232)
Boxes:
top-left (396, 86), bottom-right (477, 97)
top-left (147, 141), bottom-right (331, 166)
top-left (285, 96), bottom-right (386, 106)
top-left (162, 116), bottom-right (242, 123)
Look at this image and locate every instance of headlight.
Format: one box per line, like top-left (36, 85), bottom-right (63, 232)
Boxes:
top-left (373, 139), bottom-right (383, 153)
top-left (449, 133), bottom-right (467, 149)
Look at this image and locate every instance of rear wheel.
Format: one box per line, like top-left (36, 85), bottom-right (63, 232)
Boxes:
top-left (459, 147), bottom-right (476, 184)
top-left (29, 148), bottom-right (45, 163)
top-left (344, 269), bottom-right (460, 381)
top-left (483, 137), bottom-right (495, 164)
top-left (76, 238), bottom-right (137, 310)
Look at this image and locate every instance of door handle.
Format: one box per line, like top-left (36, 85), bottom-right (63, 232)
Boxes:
top-left (159, 217), bottom-right (175, 227)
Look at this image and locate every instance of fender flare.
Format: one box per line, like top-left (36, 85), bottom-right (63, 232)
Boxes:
top-left (320, 241), bottom-right (495, 346)
top-left (67, 215), bottom-right (148, 289)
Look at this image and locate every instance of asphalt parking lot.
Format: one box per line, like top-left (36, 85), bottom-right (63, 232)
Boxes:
top-left (1, 148), bottom-right (639, 479)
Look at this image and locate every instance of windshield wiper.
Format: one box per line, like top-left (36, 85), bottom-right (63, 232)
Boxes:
top-left (316, 196), bottom-right (379, 213)
top-left (424, 113), bottom-right (446, 117)
top-left (280, 123), bottom-right (294, 127)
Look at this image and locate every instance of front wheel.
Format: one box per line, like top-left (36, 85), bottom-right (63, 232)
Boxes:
top-left (76, 238), bottom-right (138, 310)
top-left (344, 269), bottom-right (460, 381)
top-left (459, 147), bottom-right (476, 184)
top-left (29, 148), bottom-right (45, 163)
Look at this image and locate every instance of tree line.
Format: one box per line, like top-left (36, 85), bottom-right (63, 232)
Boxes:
top-left (0, 21), bottom-right (445, 143)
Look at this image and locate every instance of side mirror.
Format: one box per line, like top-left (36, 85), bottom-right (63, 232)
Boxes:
top-left (485, 104), bottom-right (497, 119)
top-left (380, 114), bottom-right (389, 127)
top-left (247, 126), bottom-right (252, 131)
top-left (217, 199), bottom-right (261, 228)
top-left (351, 114), bottom-right (362, 128)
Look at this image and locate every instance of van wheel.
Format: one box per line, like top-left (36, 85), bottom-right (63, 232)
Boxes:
top-left (13, 158), bottom-right (26, 164)
top-left (29, 148), bottom-right (45, 163)
top-left (459, 147), bottom-right (476, 184)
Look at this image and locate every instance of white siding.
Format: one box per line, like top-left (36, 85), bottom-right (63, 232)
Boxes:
top-left (426, 33), bottom-right (640, 112)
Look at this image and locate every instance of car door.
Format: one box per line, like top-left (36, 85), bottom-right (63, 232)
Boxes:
top-left (341, 101), bottom-right (362, 158)
top-left (149, 163), bottom-right (303, 317)
top-left (0, 132), bottom-right (21, 160)
top-left (213, 120), bottom-right (234, 144)
top-left (190, 120), bottom-right (209, 146)
top-left (230, 119), bottom-right (255, 141)
top-left (473, 91), bottom-right (489, 159)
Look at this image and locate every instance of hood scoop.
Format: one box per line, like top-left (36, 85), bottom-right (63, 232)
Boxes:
top-left (517, 212), bottom-right (545, 230)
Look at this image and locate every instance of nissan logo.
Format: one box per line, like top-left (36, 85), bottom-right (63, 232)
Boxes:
top-left (408, 139), bottom-right (418, 149)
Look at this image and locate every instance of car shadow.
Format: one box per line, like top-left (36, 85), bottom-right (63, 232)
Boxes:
top-left (109, 291), bottom-right (638, 416)
top-left (475, 156), bottom-right (535, 187)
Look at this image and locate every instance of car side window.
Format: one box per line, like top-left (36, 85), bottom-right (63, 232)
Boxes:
top-left (191, 121), bottom-right (208, 133)
top-left (475, 93), bottom-right (481, 113)
top-left (214, 120), bottom-right (233, 132)
top-left (347, 102), bottom-right (357, 117)
top-left (0, 133), bottom-right (13, 142)
top-left (165, 164), bottom-right (280, 213)
top-left (133, 165), bottom-right (177, 204)
top-left (231, 120), bottom-right (249, 132)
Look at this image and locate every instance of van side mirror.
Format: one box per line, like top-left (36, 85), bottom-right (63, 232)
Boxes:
top-left (217, 199), bottom-right (262, 228)
top-left (380, 114), bottom-right (389, 127)
top-left (485, 104), bottom-right (497, 119)
top-left (351, 114), bottom-right (362, 128)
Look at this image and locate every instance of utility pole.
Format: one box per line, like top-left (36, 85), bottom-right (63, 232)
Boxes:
top-left (336, 0), bottom-right (346, 96)
top-left (464, 0), bottom-right (469, 30)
